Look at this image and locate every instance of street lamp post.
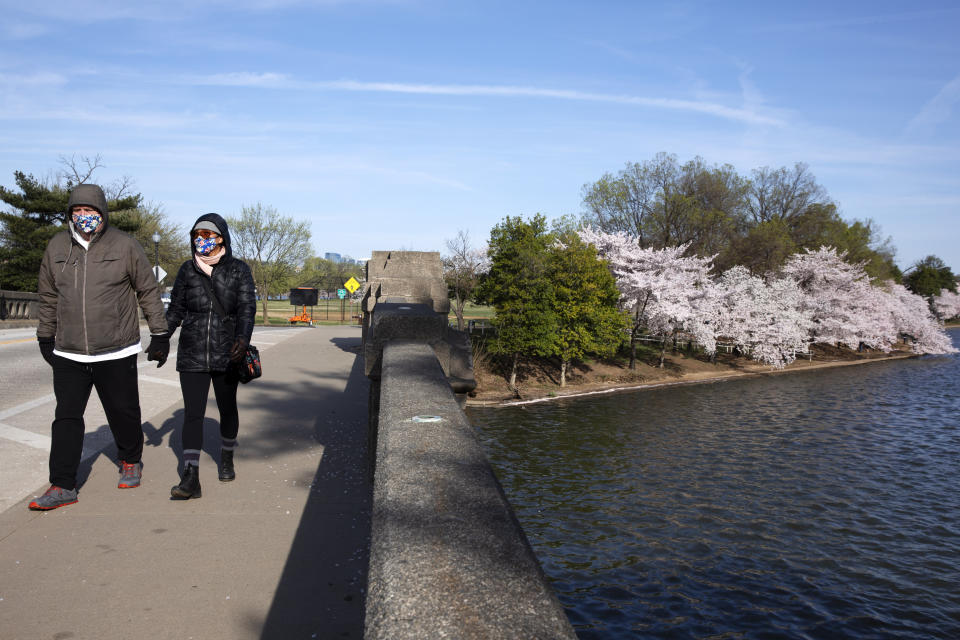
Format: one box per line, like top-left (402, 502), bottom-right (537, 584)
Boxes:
top-left (151, 232), bottom-right (161, 282)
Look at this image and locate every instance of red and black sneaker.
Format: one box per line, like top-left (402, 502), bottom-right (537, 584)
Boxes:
top-left (28, 485), bottom-right (78, 510)
top-left (118, 461), bottom-right (142, 489)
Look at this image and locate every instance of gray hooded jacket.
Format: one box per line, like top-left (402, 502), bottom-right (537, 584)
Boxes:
top-left (36, 184), bottom-right (167, 355)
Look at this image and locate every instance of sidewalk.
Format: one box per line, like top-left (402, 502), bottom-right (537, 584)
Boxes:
top-left (0, 326), bottom-right (371, 640)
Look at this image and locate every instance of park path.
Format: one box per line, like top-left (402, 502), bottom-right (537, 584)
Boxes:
top-left (0, 325), bottom-right (371, 640)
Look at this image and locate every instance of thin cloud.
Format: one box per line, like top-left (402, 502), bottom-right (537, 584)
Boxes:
top-left (326, 80), bottom-right (786, 127)
top-left (188, 73), bottom-right (786, 126)
top-left (0, 104), bottom-right (216, 129)
top-left (1, 21), bottom-right (49, 39)
top-left (905, 73), bottom-right (960, 136)
top-left (197, 71), bottom-right (299, 88)
top-left (10, 0), bottom-right (413, 23)
top-left (0, 72), bottom-right (67, 87)
top-left (749, 8), bottom-right (960, 33)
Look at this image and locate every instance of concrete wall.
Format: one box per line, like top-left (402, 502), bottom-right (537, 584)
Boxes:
top-left (362, 251), bottom-right (576, 639)
top-left (0, 290), bottom-right (38, 321)
top-left (365, 341), bottom-right (577, 639)
top-left (0, 290), bottom-right (39, 328)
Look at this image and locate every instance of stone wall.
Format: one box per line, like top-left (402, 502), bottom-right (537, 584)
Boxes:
top-left (0, 290), bottom-right (39, 327)
top-left (362, 252), bottom-right (576, 639)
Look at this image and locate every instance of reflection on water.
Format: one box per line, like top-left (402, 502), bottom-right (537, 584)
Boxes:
top-left (468, 329), bottom-right (960, 639)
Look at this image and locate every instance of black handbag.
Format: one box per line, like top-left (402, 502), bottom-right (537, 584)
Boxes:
top-left (198, 274), bottom-right (261, 383)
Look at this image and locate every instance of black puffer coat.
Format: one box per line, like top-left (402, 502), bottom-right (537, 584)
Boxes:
top-left (166, 213), bottom-right (256, 373)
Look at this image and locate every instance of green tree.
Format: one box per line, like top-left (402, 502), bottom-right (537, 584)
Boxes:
top-left (548, 232), bottom-right (628, 386)
top-left (228, 203), bottom-right (312, 323)
top-left (581, 153), bottom-right (748, 257)
top-left (746, 162), bottom-right (830, 225)
top-left (116, 203), bottom-right (191, 289)
top-left (295, 256), bottom-right (363, 296)
top-left (0, 170), bottom-right (142, 291)
top-left (728, 219), bottom-right (796, 275)
top-left (476, 214), bottom-right (557, 392)
top-left (904, 255), bottom-right (957, 299)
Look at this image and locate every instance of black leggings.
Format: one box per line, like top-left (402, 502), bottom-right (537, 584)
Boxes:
top-left (179, 370), bottom-right (240, 453)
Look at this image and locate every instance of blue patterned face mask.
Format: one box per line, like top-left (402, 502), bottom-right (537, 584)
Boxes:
top-left (194, 235), bottom-right (219, 255)
top-left (73, 211), bottom-right (102, 235)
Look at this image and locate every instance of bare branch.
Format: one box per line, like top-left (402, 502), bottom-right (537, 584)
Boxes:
top-left (58, 154), bottom-right (104, 186)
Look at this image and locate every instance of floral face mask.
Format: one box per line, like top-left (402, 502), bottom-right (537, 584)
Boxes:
top-left (194, 235), bottom-right (220, 256)
top-left (73, 212), bottom-right (102, 235)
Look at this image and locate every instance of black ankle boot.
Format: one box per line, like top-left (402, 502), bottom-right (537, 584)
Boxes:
top-left (219, 450), bottom-right (236, 482)
top-left (171, 465), bottom-right (202, 499)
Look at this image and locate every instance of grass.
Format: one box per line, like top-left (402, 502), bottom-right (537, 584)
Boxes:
top-left (254, 298), bottom-right (362, 325)
top-left (250, 299), bottom-right (496, 326)
top-left (449, 302), bottom-right (495, 322)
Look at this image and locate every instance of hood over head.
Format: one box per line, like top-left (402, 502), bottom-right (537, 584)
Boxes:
top-left (191, 212), bottom-right (232, 258)
top-left (67, 184), bottom-right (109, 233)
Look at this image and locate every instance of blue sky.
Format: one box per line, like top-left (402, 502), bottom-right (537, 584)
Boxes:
top-left (1, 0), bottom-right (958, 270)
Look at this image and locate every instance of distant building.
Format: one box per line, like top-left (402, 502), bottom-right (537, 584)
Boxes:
top-left (324, 252), bottom-right (342, 263)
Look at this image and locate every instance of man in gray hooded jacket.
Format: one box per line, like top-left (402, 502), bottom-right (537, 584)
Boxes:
top-left (31, 183), bottom-right (169, 510)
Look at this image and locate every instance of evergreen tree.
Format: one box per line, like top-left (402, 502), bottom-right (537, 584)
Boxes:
top-left (0, 172), bottom-right (69, 291)
top-left (0, 171), bottom-right (142, 291)
top-left (904, 255), bottom-right (957, 299)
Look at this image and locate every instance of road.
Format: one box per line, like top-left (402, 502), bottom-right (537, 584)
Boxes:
top-left (0, 325), bottom-right (305, 513)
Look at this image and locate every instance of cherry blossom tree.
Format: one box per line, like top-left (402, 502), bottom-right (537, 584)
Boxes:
top-left (883, 282), bottom-right (958, 354)
top-left (933, 289), bottom-right (960, 322)
top-left (781, 247), bottom-right (888, 350)
top-left (580, 228), bottom-right (717, 367)
top-left (714, 266), bottom-right (813, 368)
top-left (783, 247), bottom-right (956, 355)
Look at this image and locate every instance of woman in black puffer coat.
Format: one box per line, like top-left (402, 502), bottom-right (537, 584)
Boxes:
top-left (165, 213), bottom-right (256, 499)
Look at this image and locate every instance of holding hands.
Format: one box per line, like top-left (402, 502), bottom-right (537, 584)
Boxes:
top-left (146, 334), bottom-right (170, 367)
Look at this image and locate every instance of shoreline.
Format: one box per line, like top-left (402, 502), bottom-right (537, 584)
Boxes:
top-left (465, 352), bottom-right (921, 408)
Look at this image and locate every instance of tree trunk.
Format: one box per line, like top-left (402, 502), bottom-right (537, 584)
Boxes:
top-left (509, 353), bottom-right (518, 393)
top-left (628, 308), bottom-right (641, 370)
top-left (454, 295), bottom-right (466, 331)
top-left (260, 277), bottom-right (270, 324)
top-left (560, 360), bottom-right (567, 387)
top-left (659, 337), bottom-right (667, 368)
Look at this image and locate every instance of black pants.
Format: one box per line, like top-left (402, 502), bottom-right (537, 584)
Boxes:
top-left (50, 354), bottom-right (142, 490)
top-left (179, 370), bottom-right (240, 455)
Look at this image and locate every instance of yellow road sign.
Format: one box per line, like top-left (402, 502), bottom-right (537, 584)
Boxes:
top-left (344, 276), bottom-right (361, 294)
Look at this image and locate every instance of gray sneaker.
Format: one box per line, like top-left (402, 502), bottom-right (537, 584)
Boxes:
top-left (118, 461), bottom-right (142, 489)
top-left (29, 486), bottom-right (78, 510)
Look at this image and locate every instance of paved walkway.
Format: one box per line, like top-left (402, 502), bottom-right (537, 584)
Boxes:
top-left (0, 326), bottom-right (371, 640)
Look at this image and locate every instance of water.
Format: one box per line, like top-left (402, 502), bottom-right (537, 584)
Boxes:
top-left (467, 329), bottom-right (960, 639)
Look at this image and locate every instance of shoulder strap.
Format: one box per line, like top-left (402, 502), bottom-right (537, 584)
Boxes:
top-left (198, 274), bottom-right (228, 320)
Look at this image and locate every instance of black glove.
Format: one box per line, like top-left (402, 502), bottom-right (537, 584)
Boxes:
top-left (146, 334), bottom-right (170, 367)
top-left (38, 336), bottom-right (55, 366)
top-left (230, 337), bottom-right (249, 364)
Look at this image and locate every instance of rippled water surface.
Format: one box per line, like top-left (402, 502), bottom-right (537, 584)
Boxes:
top-left (468, 329), bottom-right (960, 639)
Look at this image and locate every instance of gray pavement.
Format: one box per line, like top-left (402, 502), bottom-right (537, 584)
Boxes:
top-left (0, 325), bottom-right (372, 640)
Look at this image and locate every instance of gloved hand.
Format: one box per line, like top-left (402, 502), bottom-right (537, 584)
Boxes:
top-left (38, 336), bottom-right (55, 366)
top-left (146, 334), bottom-right (170, 367)
top-left (230, 337), bottom-right (249, 364)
